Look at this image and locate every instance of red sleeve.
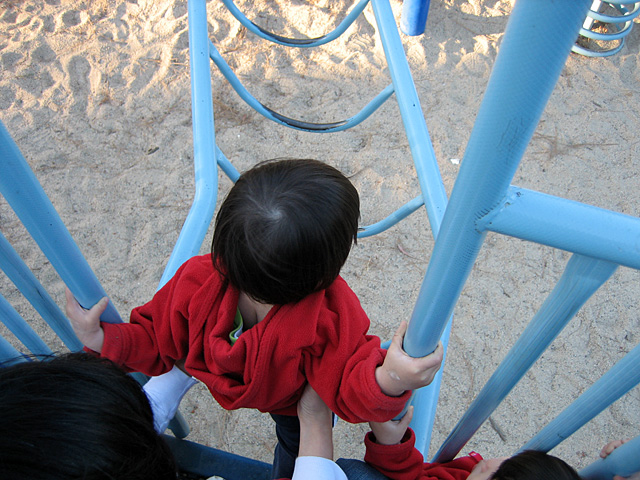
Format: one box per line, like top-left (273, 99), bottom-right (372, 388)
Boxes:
top-left (100, 256), bottom-right (209, 375)
top-left (303, 279), bottom-right (410, 423)
top-left (364, 429), bottom-right (482, 480)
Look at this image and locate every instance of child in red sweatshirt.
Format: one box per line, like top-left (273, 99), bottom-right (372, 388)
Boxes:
top-left (66, 159), bottom-right (444, 480)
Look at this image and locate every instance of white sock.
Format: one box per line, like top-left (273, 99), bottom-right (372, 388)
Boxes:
top-left (143, 365), bottom-right (198, 433)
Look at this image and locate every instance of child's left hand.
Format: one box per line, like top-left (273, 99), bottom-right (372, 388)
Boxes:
top-left (65, 287), bottom-right (107, 353)
top-left (369, 405), bottom-right (414, 445)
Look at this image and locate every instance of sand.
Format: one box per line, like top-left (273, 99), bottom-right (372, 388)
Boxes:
top-left (1, 0), bottom-right (639, 474)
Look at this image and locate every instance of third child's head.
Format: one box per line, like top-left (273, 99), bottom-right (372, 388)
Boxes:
top-left (469, 450), bottom-right (581, 480)
top-left (212, 159), bottom-right (360, 305)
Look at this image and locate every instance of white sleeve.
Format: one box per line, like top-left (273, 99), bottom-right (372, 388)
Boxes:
top-left (291, 456), bottom-right (348, 480)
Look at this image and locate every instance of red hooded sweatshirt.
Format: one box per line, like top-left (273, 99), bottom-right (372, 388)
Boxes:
top-left (100, 254), bottom-right (410, 422)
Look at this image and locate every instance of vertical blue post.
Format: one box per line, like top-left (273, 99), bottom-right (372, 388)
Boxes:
top-left (0, 121), bottom-right (121, 323)
top-left (162, 0), bottom-right (219, 440)
top-left (432, 255), bottom-right (617, 462)
top-left (400, 0), bottom-right (431, 36)
top-left (372, 0), bottom-right (451, 450)
top-left (403, 0), bottom-right (592, 358)
top-left (159, 0), bottom-right (218, 288)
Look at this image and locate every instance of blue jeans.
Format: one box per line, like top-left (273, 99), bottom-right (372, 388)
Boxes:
top-left (337, 459), bottom-right (391, 480)
top-left (270, 413), bottom-right (300, 480)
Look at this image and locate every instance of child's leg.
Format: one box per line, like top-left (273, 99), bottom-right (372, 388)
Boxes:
top-left (143, 365), bottom-right (197, 433)
top-left (336, 459), bottom-right (391, 480)
top-left (269, 413), bottom-right (300, 480)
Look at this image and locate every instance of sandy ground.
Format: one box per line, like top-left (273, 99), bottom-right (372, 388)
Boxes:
top-left (1, 0), bottom-right (640, 475)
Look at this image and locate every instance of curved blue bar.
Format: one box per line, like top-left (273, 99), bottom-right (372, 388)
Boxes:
top-left (479, 186), bottom-right (640, 270)
top-left (216, 146), bottom-right (240, 183)
top-left (358, 196), bottom-right (424, 238)
top-left (209, 41), bottom-right (395, 133)
top-left (0, 121), bottom-right (121, 323)
top-left (159, 0), bottom-right (218, 288)
top-left (0, 232), bottom-right (83, 351)
top-left (580, 435), bottom-right (640, 480)
top-left (432, 255), bottom-right (617, 462)
top-left (0, 293), bottom-right (53, 358)
top-left (402, 0), bottom-right (592, 359)
top-left (522, 342), bottom-right (640, 453)
top-left (400, 0), bottom-right (430, 36)
top-left (221, 0), bottom-right (370, 48)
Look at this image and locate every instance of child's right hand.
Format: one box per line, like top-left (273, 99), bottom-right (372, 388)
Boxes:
top-left (64, 287), bottom-right (107, 353)
top-left (375, 321), bottom-right (444, 397)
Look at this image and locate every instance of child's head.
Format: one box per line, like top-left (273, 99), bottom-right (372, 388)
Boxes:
top-left (212, 158), bottom-right (360, 305)
top-left (489, 450), bottom-right (580, 480)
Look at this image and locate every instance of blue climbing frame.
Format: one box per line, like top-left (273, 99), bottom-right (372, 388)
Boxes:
top-left (2, 0), bottom-right (640, 478)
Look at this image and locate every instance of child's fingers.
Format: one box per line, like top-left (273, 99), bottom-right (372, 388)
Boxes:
top-left (91, 297), bottom-right (109, 316)
top-left (600, 438), bottom-right (630, 458)
top-left (600, 439), bottom-right (624, 458)
top-left (391, 321), bottom-right (408, 346)
top-left (398, 405), bottom-right (414, 429)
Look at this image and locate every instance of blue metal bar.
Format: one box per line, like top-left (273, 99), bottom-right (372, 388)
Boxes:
top-left (402, 0), bottom-right (592, 359)
top-left (521, 341), bottom-right (640, 453)
top-left (216, 146), bottom-right (240, 183)
top-left (159, 0), bottom-right (218, 288)
top-left (209, 41), bottom-right (395, 133)
top-left (409, 315), bottom-right (452, 453)
top-left (371, 0), bottom-right (453, 447)
top-left (0, 334), bottom-right (25, 366)
top-left (221, 0), bottom-right (370, 48)
top-left (358, 195), bottom-right (424, 238)
top-left (0, 121), bottom-right (121, 323)
top-left (432, 255), bottom-right (617, 462)
top-left (0, 232), bottom-right (83, 351)
top-left (0, 293), bottom-right (54, 357)
top-left (478, 186), bottom-right (640, 270)
top-left (580, 435), bottom-right (640, 480)
top-left (400, 0), bottom-right (431, 36)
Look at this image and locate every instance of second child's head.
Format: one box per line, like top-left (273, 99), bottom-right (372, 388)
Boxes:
top-left (212, 159), bottom-right (360, 305)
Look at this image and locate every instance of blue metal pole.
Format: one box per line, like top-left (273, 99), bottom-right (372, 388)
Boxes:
top-left (371, 0), bottom-right (448, 238)
top-left (521, 341), bottom-right (640, 453)
top-left (0, 334), bottom-right (25, 366)
top-left (0, 292), bottom-right (54, 358)
top-left (371, 0), bottom-right (452, 449)
top-left (432, 255), bottom-right (617, 462)
top-left (403, 0), bottom-right (592, 359)
top-left (400, 0), bottom-right (431, 36)
top-left (580, 435), bottom-right (640, 480)
top-left (0, 232), bottom-right (83, 351)
top-left (0, 121), bottom-right (121, 323)
top-left (159, 0), bottom-right (218, 288)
